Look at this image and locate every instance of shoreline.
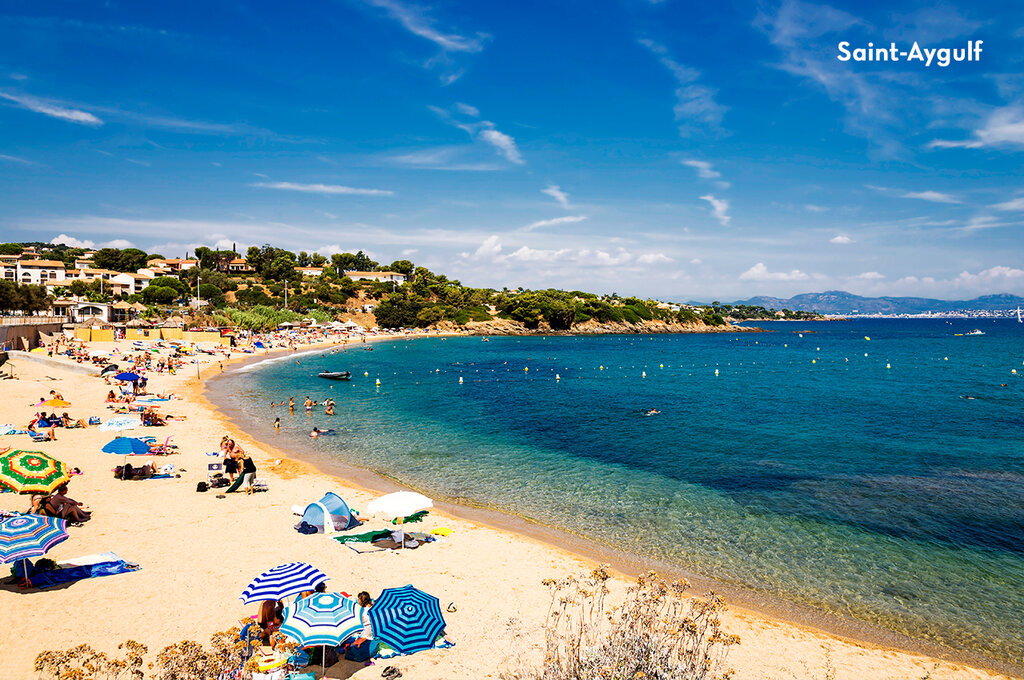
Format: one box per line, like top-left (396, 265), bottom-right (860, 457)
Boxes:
top-left (203, 337), bottom-right (1024, 680)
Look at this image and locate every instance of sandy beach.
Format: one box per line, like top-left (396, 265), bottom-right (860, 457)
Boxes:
top-left (0, 338), bottom-right (1018, 680)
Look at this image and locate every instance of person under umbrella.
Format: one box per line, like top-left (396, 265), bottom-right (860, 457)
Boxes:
top-left (0, 514), bottom-right (69, 587)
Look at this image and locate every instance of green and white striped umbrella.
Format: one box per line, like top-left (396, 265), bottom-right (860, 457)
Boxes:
top-left (0, 450), bottom-right (69, 494)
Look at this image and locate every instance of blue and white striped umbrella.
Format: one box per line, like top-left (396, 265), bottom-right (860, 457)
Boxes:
top-left (239, 562), bottom-right (328, 604)
top-left (369, 585), bottom-right (446, 654)
top-left (280, 593), bottom-right (361, 646)
top-left (0, 514), bottom-right (69, 564)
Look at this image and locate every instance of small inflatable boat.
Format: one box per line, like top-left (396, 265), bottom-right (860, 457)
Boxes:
top-left (318, 371), bottom-right (352, 380)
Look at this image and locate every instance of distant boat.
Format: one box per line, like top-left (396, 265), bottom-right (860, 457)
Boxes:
top-left (1017, 307), bottom-right (1022, 323)
top-left (318, 371), bottom-right (351, 380)
top-left (965, 329), bottom-right (985, 336)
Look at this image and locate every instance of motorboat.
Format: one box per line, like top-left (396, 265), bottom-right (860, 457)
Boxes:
top-left (965, 329), bottom-right (985, 336)
top-left (318, 371), bottom-right (352, 380)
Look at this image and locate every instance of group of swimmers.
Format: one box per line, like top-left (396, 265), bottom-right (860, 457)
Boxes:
top-left (270, 396), bottom-right (336, 415)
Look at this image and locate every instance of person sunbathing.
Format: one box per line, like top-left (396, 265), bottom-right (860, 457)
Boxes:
top-left (49, 484), bottom-right (90, 523)
top-left (27, 494), bottom-right (50, 516)
top-left (61, 413), bottom-right (88, 428)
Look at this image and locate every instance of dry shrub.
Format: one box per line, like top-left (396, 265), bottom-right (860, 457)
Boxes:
top-left (35, 627), bottom-right (264, 680)
top-left (507, 566), bottom-right (740, 680)
top-left (35, 641), bottom-right (147, 680)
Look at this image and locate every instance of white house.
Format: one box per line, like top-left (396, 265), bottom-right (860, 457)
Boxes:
top-left (345, 271), bottom-right (408, 284)
top-left (0, 259), bottom-right (67, 285)
top-left (294, 266), bottom-right (325, 278)
top-left (110, 272), bottom-right (153, 296)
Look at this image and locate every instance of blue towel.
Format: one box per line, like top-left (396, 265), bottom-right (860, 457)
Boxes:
top-left (32, 560), bottom-right (139, 589)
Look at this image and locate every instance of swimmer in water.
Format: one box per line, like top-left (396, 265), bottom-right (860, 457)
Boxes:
top-left (646, 408), bottom-right (661, 416)
top-left (304, 397), bottom-right (312, 412)
top-left (274, 417), bottom-right (280, 430)
top-left (288, 397), bottom-right (295, 412)
top-left (325, 401), bottom-right (334, 416)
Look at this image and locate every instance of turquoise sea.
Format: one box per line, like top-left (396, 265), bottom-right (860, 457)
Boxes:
top-left (216, 319), bottom-right (1024, 666)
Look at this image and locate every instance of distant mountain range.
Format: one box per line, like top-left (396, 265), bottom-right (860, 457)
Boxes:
top-left (709, 291), bottom-right (1024, 315)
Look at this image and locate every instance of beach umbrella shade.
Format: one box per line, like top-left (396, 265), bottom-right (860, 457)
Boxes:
top-left (0, 450), bottom-right (70, 494)
top-left (369, 585), bottom-right (446, 654)
top-left (101, 437), bottom-right (152, 455)
top-left (0, 514), bottom-right (69, 564)
top-left (280, 593), bottom-right (361, 647)
top-left (114, 372), bottom-right (140, 382)
top-left (97, 417), bottom-right (141, 432)
top-left (240, 562), bottom-right (329, 604)
top-left (40, 399), bottom-right (72, 408)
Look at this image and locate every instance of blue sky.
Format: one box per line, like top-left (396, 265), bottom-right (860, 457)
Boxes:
top-left (1, 0), bottom-right (1023, 300)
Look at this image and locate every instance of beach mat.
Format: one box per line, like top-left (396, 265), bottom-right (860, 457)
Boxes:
top-left (334, 529), bottom-right (392, 544)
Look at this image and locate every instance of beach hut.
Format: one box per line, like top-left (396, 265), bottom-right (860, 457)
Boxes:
top-left (296, 492), bottom-right (359, 535)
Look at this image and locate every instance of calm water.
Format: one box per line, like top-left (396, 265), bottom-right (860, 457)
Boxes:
top-left (218, 319), bottom-right (1024, 664)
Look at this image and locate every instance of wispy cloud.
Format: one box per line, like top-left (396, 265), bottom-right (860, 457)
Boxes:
top-left (431, 104), bottom-right (525, 165)
top-left (929, 106), bottom-right (1024, 150)
top-left (682, 159), bottom-right (720, 179)
top-left (386, 147), bottom-right (503, 171)
top-left (739, 262), bottom-right (809, 281)
top-left (455, 102), bottom-right (479, 117)
top-left (542, 184), bottom-right (571, 208)
top-left (639, 39), bottom-right (725, 137)
top-left (856, 271), bottom-right (884, 279)
top-left (901, 190), bottom-right (961, 204)
top-left (805, 204), bottom-right (828, 213)
top-left (363, 0), bottom-right (486, 53)
top-left (463, 235), bottom-right (671, 268)
top-left (699, 194), bottom-right (731, 226)
top-left (0, 91), bottom-right (102, 125)
top-left (523, 215), bottom-right (587, 232)
top-left (251, 182), bottom-right (394, 196)
top-left (830, 234), bottom-right (853, 244)
top-left (0, 153), bottom-right (39, 165)
top-left (991, 196), bottom-right (1024, 211)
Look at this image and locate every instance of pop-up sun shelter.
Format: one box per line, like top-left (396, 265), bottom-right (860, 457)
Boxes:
top-left (297, 493), bottom-right (359, 535)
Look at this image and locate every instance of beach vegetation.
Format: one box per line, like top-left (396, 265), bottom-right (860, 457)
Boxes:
top-left (504, 567), bottom-right (739, 680)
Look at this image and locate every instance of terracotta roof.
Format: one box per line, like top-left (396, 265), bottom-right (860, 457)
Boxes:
top-left (18, 259), bottom-right (65, 267)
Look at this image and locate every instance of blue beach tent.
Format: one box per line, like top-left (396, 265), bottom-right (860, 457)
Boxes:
top-left (298, 493), bottom-right (359, 535)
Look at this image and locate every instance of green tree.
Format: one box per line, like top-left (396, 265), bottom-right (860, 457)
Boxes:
top-left (385, 259), bottom-right (415, 275)
top-left (0, 243), bottom-right (22, 255)
top-left (143, 286), bottom-right (179, 304)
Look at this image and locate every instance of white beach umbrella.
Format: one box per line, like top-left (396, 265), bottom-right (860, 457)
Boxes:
top-left (365, 492), bottom-right (433, 549)
top-left (366, 491), bottom-right (433, 518)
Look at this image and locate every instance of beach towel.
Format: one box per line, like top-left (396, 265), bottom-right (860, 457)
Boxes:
top-left (333, 529), bottom-right (393, 544)
top-left (375, 637), bottom-right (454, 659)
top-left (29, 555), bottom-right (140, 589)
top-left (391, 510), bottom-right (429, 525)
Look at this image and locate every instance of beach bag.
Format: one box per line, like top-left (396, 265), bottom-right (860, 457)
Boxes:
top-left (88, 416), bottom-right (101, 425)
top-left (344, 638), bottom-right (377, 662)
top-left (296, 521), bottom-right (318, 535)
top-left (196, 482), bottom-right (208, 493)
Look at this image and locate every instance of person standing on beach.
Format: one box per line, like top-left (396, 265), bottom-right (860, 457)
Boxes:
top-left (240, 452), bottom-right (257, 494)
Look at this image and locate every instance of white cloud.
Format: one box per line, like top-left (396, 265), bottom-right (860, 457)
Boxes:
top-left (433, 106), bottom-right (525, 165)
top-left (690, 258), bottom-right (702, 265)
top-left (542, 184), bottom-right (571, 208)
top-left (103, 239), bottom-right (135, 249)
top-left (830, 235), bottom-right (853, 244)
top-left (739, 262), bottom-right (809, 281)
top-left (901, 190), bottom-right (961, 204)
top-left (461, 236), bottom-right (671, 270)
top-left (639, 40), bottom-right (725, 137)
top-left (251, 182), bottom-right (393, 196)
top-left (699, 194), bottom-right (731, 226)
top-left (804, 204), bottom-right (828, 213)
top-left (637, 253), bottom-right (673, 264)
top-left (0, 91), bottom-right (102, 125)
top-left (472, 235), bottom-right (503, 259)
top-left (681, 159), bottom-right (720, 179)
top-left (478, 128), bottom-right (523, 165)
top-left (0, 153), bottom-right (36, 165)
top-left (856, 271), bottom-right (884, 280)
top-left (50, 234), bottom-right (96, 249)
top-left (400, 248), bottom-right (418, 256)
top-left (991, 196), bottom-right (1024, 211)
top-left (363, 0), bottom-right (485, 52)
top-left (523, 215), bottom-right (587, 232)
top-left (455, 102), bottom-right (479, 117)
top-left (929, 106), bottom-right (1024, 150)
top-left (386, 147), bottom-right (503, 171)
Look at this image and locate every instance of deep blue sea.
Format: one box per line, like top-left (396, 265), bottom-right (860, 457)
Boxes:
top-left (219, 319), bottom-right (1024, 664)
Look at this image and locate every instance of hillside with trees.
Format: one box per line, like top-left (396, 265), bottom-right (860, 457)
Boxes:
top-left (0, 241), bottom-right (780, 333)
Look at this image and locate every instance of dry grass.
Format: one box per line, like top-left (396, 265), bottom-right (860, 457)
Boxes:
top-left (505, 566), bottom-right (740, 680)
